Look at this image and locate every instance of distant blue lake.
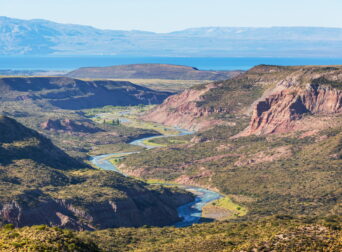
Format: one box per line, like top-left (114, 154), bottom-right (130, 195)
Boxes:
top-left (0, 56), bottom-right (342, 71)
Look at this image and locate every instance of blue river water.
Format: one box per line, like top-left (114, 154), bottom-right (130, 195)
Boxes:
top-left (1, 56), bottom-right (342, 71)
top-left (90, 131), bottom-right (223, 227)
top-left (129, 128), bottom-right (193, 149)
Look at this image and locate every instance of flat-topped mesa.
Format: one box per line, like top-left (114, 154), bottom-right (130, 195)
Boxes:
top-left (240, 67), bottom-right (342, 136)
top-left (66, 63), bottom-right (243, 80)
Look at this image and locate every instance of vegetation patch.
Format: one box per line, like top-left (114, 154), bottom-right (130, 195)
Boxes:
top-left (147, 137), bottom-right (189, 146)
top-left (0, 225), bottom-right (98, 251)
top-left (0, 216), bottom-right (339, 251)
top-left (85, 105), bottom-right (179, 135)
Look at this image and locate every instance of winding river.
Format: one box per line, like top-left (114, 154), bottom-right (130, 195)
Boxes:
top-left (90, 128), bottom-right (222, 227)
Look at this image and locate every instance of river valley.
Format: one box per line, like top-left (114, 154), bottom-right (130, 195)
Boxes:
top-left (90, 125), bottom-right (223, 227)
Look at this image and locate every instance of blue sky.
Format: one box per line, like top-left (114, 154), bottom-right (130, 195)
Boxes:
top-left (0, 0), bottom-right (341, 32)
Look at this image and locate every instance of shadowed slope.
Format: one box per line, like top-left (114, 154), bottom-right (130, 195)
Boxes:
top-left (0, 77), bottom-right (172, 110)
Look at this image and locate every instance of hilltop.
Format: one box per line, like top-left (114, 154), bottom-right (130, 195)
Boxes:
top-left (1, 16), bottom-right (342, 57)
top-left (0, 116), bottom-right (193, 230)
top-left (65, 64), bottom-right (242, 80)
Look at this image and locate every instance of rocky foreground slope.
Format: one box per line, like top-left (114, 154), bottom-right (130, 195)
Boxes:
top-left (144, 65), bottom-right (342, 134)
top-left (0, 77), bottom-right (171, 110)
top-left (0, 216), bottom-right (340, 251)
top-left (0, 116), bottom-right (193, 230)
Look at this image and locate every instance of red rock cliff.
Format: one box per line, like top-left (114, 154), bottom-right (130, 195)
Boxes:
top-left (240, 83), bottom-right (342, 136)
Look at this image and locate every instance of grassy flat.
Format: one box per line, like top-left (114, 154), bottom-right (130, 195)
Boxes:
top-left (85, 105), bottom-right (180, 135)
top-left (92, 78), bottom-right (211, 92)
top-left (202, 196), bottom-right (247, 220)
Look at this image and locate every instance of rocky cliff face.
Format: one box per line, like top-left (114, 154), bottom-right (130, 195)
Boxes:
top-left (240, 71), bottom-right (342, 136)
top-left (0, 188), bottom-right (193, 231)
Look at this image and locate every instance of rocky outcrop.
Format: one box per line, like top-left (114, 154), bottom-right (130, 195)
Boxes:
top-left (0, 199), bottom-right (89, 230)
top-left (143, 84), bottom-right (226, 131)
top-left (240, 83), bottom-right (342, 136)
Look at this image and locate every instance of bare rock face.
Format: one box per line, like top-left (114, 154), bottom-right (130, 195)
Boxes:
top-left (0, 199), bottom-right (89, 230)
top-left (241, 83), bottom-right (342, 136)
top-left (143, 84), bottom-right (224, 131)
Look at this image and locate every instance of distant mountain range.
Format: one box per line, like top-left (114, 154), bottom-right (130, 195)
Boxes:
top-left (1, 16), bottom-right (342, 57)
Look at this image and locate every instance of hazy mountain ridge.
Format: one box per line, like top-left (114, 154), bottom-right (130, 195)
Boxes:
top-left (171, 26), bottom-right (342, 40)
top-left (1, 16), bottom-right (342, 57)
